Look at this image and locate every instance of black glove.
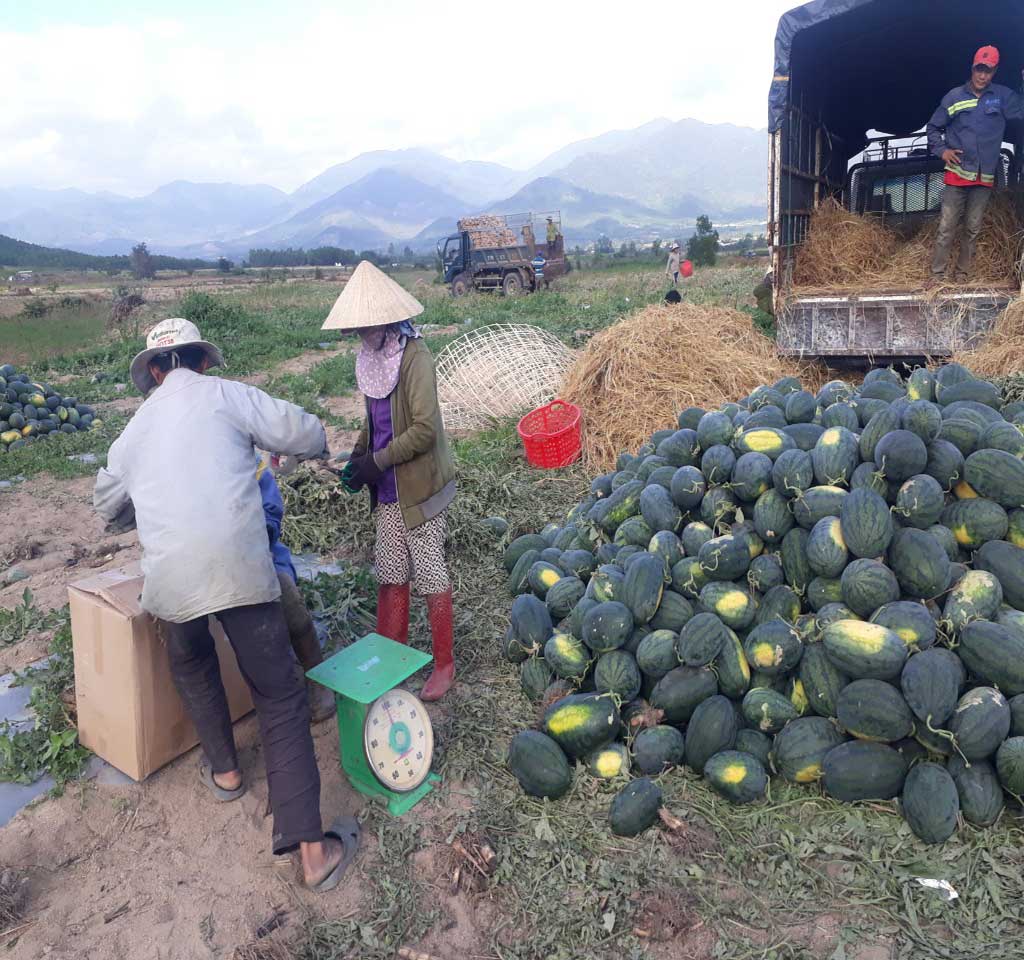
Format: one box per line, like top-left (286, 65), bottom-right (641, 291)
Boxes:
top-left (349, 452), bottom-right (383, 488)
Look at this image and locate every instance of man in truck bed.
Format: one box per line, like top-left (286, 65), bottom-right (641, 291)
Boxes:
top-left (927, 45), bottom-right (1024, 282)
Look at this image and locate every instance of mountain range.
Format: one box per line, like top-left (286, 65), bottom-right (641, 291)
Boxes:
top-left (0, 118), bottom-right (768, 258)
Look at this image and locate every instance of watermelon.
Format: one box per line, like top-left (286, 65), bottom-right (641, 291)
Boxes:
top-left (772, 448), bottom-right (814, 500)
top-left (995, 737), bottom-right (1024, 796)
top-left (698, 534), bottom-right (750, 580)
top-left (650, 666), bottom-right (718, 724)
top-left (504, 534), bottom-right (549, 572)
top-left (748, 553), bottom-right (786, 593)
top-left (836, 678), bottom-right (915, 742)
top-left (821, 402), bottom-right (860, 432)
top-left (870, 601), bottom-right (936, 650)
top-left (698, 582), bottom-right (756, 631)
top-left (974, 540), bottom-right (1024, 610)
top-left (713, 628), bottom-right (752, 699)
top-left (799, 643), bottom-right (850, 718)
top-left (582, 601), bottom-right (634, 653)
top-left (632, 725), bottom-right (685, 775)
top-left (657, 430), bottom-right (701, 468)
top-left (902, 400), bottom-right (943, 442)
top-left (734, 428), bottom-right (794, 460)
top-left (793, 486), bottom-right (848, 530)
top-left (755, 584), bottom-right (802, 625)
top-left (894, 474), bottom-right (945, 529)
top-left (677, 612), bottom-right (730, 666)
top-left (947, 755), bottom-right (1004, 826)
top-left (823, 619), bottom-right (907, 680)
top-left (940, 499), bottom-right (1009, 550)
top-left (840, 488), bottom-right (893, 560)
top-left (964, 449), bottom-right (1024, 508)
top-left (681, 521), bottom-right (714, 556)
top-left (542, 693), bottom-right (620, 759)
top-left (670, 466), bottom-right (707, 510)
top-left (840, 558), bottom-right (900, 618)
top-left (924, 439), bottom-right (965, 491)
top-left (508, 731), bottom-right (573, 799)
top-left (609, 778), bottom-right (663, 836)
top-left (594, 651), bottom-right (642, 701)
top-left (949, 687), bottom-right (1011, 760)
top-left (887, 528), bottom-right (951, 600)
top-left (697, 410), bottom-right (735, 449)
top-left (901, 763), bottom-right (959, 843)
top-left (510, 594), bottom-right (553, 651)
top-left (942, 570), bottom-right (1003, 635)
top-left (636, 629), bottom-right (681, 679)
top-left (703, 750), bottom-right (769, 803)
top-left (546, 576), bottom-right (586, 621)
top-left (685, 695), bottom-right (738, 772)
top-left (621, 554), bottom-right (666, 624)
top-left (811, 427), bottom-right (859, 486)
top-left (805, 516), bottom-right (849, 578)
top-left (545, 632), bottom-right (592, 681)
top-left (822, 741), bottom-right (908, 801)
top-left (731, 451), bottom-right (775, 502)
top-left (753, 489), bottom-right (795, 543)
top-left (875, 430), bottom-right (928, 482)
top-left (907, 367), bottom-right (936, 402)
top-left (771, 715), bottom-right (846, 783)
top-left (648, 590), bottom-right (694, 632)
top-left (981, 421), bottom-right (1024, 458)
top-left (957, 620), bottom-right (1024, 696)
top-left (743, 620), bottom-right (803, 676)
top-left (741, 687), bottom-right (801, 734)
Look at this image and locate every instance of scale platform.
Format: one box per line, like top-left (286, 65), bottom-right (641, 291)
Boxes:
top-left (307, 633), bottom-right (441, 816)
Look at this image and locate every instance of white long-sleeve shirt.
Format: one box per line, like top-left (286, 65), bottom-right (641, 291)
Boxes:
top-left (94, 368), bottom-right (326, 623)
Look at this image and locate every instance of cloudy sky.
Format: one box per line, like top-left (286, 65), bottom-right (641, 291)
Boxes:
top-left (2, 0), bottom-right (798, 196)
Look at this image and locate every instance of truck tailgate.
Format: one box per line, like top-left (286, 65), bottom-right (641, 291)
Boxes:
top-left (777, 289), bottom-right (1015, 360)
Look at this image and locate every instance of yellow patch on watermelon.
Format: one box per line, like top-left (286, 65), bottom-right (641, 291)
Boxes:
top-left (895, 627), bottom-right (918, 646)
top-left (794, 762), bottom-right (822, 783)
top-left (742, 430), bottom-right (783, 454)
top-left (1010, 528), bottom-right (1024, 549)
top-left (716, 591), bottom-right (750, 618)
top-left (954, 480), bottom-right (978, 500)
top-left (952, 524), bottom-right (972, 546)
top-left (540, 569), bottom-right (561, 589)
top-left (546, 705), bottom-right (592, 735)
top-left (719, 763), bottom-right (749, 785)
top-left (828, 519), bottom-right (846, 550)
top-left (593, 750), bottom-right (624, 778)
top-left (820, 428), bottom-right (842, 447)
top-left (837, 621), bottom-right (890, 654)
top-left (752, 642), bottom-right (783, 668)
top-left (789, 679), bottom-right (809, 714)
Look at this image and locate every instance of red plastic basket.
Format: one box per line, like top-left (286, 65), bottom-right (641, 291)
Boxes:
top-left (517, 399), bottom-right (582, 469)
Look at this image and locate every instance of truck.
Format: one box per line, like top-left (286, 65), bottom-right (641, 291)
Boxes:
top-left (438, 212), bottom-right (566, 296)
top-left (769, 0), bottom-right (1024, 362)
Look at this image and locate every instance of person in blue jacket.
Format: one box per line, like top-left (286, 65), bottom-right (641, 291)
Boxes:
top-left (257, 457), bottom-right (336, 723)
top-left (927, 45), bottom-right (1024, 281)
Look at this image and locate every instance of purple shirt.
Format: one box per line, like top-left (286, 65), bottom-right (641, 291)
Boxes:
top-left (369, 393), bottom-right (398, 503)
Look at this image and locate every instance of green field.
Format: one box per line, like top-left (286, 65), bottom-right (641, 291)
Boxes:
top-left (7, 264), bottom-right (1020, 960)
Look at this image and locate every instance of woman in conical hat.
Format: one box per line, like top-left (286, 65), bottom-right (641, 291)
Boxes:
top-left (323, 261), bottom-right (457, 701)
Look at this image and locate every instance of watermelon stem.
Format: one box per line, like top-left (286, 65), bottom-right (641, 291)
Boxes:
top-left (925, 714), bottom-right (969, 766)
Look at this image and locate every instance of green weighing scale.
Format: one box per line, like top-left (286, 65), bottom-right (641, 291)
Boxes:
top-left (307, 633), bottom-right (440, 816)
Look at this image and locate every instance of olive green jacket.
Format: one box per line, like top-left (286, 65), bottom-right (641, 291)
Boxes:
top-left (353, 338), bottom-right (456, 529)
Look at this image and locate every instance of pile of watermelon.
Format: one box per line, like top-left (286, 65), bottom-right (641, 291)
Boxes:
top-left (502, 362), bottom-right (1024, 843)
top-left (0, 363), bottom-right (103, 452)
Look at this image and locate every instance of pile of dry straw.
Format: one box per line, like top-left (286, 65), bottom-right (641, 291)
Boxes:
top-left (561, 304), bottom-right (826, 471)
top-left (953, 298), bottom-right (1024, 378)
top-left (793, 194), bottom-right (1024, 291)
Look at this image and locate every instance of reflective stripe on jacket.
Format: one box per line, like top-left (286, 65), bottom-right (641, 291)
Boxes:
top-left (927, 82), bottom-right (1024, 184)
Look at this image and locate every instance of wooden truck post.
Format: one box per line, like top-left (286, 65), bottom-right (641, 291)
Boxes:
top-left (438, 212), bottom-right (566, 296)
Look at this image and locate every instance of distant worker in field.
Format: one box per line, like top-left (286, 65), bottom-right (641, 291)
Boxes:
top-left (546, 216), bottom-right (559, 255)
top-left (928, 45), bottom-right (1024, 282)
top-left (666, 242), bottom-right (682, 286)
top-left (323, 261), bottom-right (457, 702)
top-left (94, 318), bottom-right (359, 892)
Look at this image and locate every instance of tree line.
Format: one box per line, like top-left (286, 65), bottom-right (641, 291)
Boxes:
top-left (1, 234), bottom-right (213, 273)
top-left (246, 246), bottom-right (386, 268)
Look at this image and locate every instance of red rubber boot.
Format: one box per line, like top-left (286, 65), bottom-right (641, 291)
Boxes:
top-left (421, 589), bottom-right (455, 702)
top-left (376, 583), bottom-right (410, 645)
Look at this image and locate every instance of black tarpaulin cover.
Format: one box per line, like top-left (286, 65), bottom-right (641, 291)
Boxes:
top-left (769, 0), bottom-right (1024, 149)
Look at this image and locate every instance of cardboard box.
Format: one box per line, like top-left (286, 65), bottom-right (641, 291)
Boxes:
top-left (69, 564), bottom-right (254, 781)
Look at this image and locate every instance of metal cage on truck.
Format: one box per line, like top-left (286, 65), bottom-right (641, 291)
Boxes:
top-left (769, 0), bottom-right (1024, 362)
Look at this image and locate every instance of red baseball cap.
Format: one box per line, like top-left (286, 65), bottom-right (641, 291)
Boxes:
top-left (974, 46), bottom-right (1000, 69)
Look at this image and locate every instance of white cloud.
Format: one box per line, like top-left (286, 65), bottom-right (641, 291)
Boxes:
top-left (0, 0), bottom-right (796, 195)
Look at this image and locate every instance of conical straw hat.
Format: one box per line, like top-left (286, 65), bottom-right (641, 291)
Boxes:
top-left (321, 260), bottom-right (425, 330)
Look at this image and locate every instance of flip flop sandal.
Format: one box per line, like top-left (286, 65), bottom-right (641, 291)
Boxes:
top-left (198, 756), bottom-right (246, 802)
top-left (308, 816), bottom-right (360, 893)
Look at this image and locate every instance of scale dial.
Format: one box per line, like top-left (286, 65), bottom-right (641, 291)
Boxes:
top-left (363, 689), bottom-right (434, 792)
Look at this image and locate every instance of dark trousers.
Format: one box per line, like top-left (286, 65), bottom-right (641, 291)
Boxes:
top-left (931, 184), bottom-right (992, 278)
top-left (162, 601), bottom-right (322, 854)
